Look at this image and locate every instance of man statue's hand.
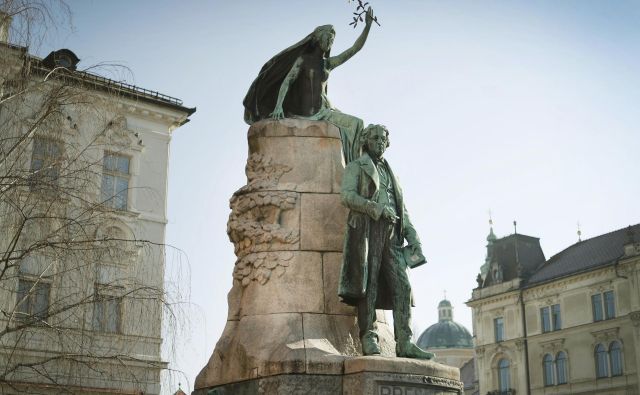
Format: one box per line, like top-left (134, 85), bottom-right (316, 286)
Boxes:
top-left (382, 205), bottom-right (398, 224)
top-left (409, 243), bottom-right (423, 257)
top-left (270, 105), bottom-right (284, 120)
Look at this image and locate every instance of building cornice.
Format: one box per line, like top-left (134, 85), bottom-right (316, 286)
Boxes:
top-left (467, 288), bottom-right (519, 308)
top-left (522, 265), bottom-right (622, 301)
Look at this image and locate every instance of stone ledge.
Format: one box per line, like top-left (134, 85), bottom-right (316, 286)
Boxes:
top-left (344, 356), bottom-right (460, 381)
top-left (249, 119), bottom-right (341, 139)
top-left (195, 361), bottom-right (462, 395)
top-left (246, 123), bottom-right (344, 193)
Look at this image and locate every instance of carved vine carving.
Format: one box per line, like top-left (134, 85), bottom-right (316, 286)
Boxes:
top-left (236, 153), bottom-right (293, 193)
top-left (227, 154), bottom-right (298, 286)
top-left (233, 251), bottom-right (294, 286)
top-left (228, 191), bottom-right (298, 256)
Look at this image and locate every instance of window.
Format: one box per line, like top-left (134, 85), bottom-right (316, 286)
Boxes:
top-left (543, 353), bottom-right (554, 386)
top-left (494, 317), bottom-right (504, 342)
top-left (92, 287), bottom-right (122, 333)
top-left (604, 291), bottom-right (615, 319)
top-left (541, 304), bottom-right (561, 332)
top-left (592, 294), bottom-right (603, 321)
top-left (541, 307), bottom-right (551, 332)
top-left (610, 341), bottom-right (623, 376)
top-left (101, 153), bottom-right (130, 210)
top-left (556, 351), bottom-right (568, 384)
top-left (542, 352), bottom-right (569, 387)
top-left (498, 358), bottom-right (510, 392)
top-left (31, 137), bottom-right (62, 186)
top-left (551, 304), bottom-right (561, 330)
top-left (595, 343), bottom-right (609, 378)
top-left (592, 291), bottom-right (615, 322)
top-left (595, 341), bottom-right (624, 379)
top-left (16, 279), bottom-right (50, 320)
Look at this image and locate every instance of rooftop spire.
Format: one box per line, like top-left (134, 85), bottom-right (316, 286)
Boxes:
top-left (514, 220), bottom-right (523, 276)
top-left (487, 210), bottom-right (497, 243)
top-left (577, 221), bottom-right (582, 242)
top-left (480, 212), bottom-right (497, 285)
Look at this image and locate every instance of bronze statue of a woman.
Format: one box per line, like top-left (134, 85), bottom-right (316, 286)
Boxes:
top-left (243, 8), bottom-right (375, 163)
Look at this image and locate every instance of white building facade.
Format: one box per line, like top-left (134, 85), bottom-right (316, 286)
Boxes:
top-left (0, 38), bottom-right (194, 394)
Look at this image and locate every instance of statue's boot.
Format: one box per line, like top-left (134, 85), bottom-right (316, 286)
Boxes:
top-left (361, 332), bottom-right (381, 356)
top-left (396, 340), bottom-right (435, 360)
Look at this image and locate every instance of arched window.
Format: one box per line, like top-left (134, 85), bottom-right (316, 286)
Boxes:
top-left (595, 343), bottom-right (609, 378)
top-left (98, 224), bottom-right (135, 264)
top-left (610, 341), bottom-right (623, 376)
top-left (498, 358), bottom-right (510, 392)
top-left (556, 351), bottom-right (567, 384)
top-left (543, 353), bottom-right (555, 386)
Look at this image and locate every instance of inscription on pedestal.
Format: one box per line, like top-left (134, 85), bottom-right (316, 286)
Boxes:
top-left (378, 382), bottom-right (459, 395)
top-left (377, 375), bottom-right (463, 395)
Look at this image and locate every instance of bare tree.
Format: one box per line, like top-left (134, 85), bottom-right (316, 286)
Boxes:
top-left (0, 2), bottom-right (192, 394)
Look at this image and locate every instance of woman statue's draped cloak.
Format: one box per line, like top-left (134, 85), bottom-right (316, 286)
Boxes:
top-left (243, 28), bottom-right (364, 164)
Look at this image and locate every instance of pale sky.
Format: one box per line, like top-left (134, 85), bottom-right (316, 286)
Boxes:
top-left (40, 1), bottom-right (640, 393)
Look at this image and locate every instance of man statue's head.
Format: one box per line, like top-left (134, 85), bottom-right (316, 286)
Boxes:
top-left (362, 124), bottom-right (389, 160)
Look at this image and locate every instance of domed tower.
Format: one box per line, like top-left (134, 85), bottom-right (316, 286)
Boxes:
top-left (416, 299), bottom-right (474, 368)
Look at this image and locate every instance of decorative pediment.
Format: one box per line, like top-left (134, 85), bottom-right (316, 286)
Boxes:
top-left (109, 115), bottom-right (127, 130)
top-left (591, 327), bottom-right (619, 344)
top-left (94, 221), bottom-right (140, 265)
top-left (540, 338), bottom-right (565, 353)
top-left (102, 116), bottom-right (144, 150)
top-left (490, 348), bottom-right (514, 368)
top-left (588, 279), bottom-right (614, 294)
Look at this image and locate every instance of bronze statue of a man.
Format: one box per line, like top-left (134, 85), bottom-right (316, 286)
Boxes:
top-left (339, 124), bottom-right (433, 359)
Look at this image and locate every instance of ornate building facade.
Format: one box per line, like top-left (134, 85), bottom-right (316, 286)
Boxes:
top-left (0, 20), bottom-right (194, 394)
top-left (467, 224), bottom-right (640, 395)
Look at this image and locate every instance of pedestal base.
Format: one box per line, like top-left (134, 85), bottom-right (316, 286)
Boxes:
top-left (343, 356), bottom-right (463, 394)
top-left (194, 356), bottom-right (462, 395)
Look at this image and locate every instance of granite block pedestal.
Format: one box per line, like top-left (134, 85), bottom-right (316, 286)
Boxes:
top-left (193, 120), bottom-right (461, 395)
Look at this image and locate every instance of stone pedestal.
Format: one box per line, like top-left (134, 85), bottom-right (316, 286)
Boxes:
top-left (196, 356), bottom-right (462, 395)
top-left (343, 357), bottom-right (462, 394)
top-left (194, 120), bottom-right (461, 394)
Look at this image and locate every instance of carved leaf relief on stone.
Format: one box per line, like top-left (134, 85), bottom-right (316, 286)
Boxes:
top-left (238, 153), bottom-right (293, 193)
top-left (233, 251), bottom-right (294, 286)
top-left (228, 190), bottom-right (298, 256)
top-left (227, 153), bottom-right (299, 286)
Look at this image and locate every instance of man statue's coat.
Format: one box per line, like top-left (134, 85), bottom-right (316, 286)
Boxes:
top-left (338, 152), bottom-right (420, 310)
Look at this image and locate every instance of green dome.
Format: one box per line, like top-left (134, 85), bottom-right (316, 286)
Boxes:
top-left (416, 320), bottom-right (473, 349)
top-left (417, 299), bottom-right (473, 349)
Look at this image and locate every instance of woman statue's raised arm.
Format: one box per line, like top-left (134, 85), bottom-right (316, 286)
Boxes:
top-left (327, 7), bottom-right (374, 71)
